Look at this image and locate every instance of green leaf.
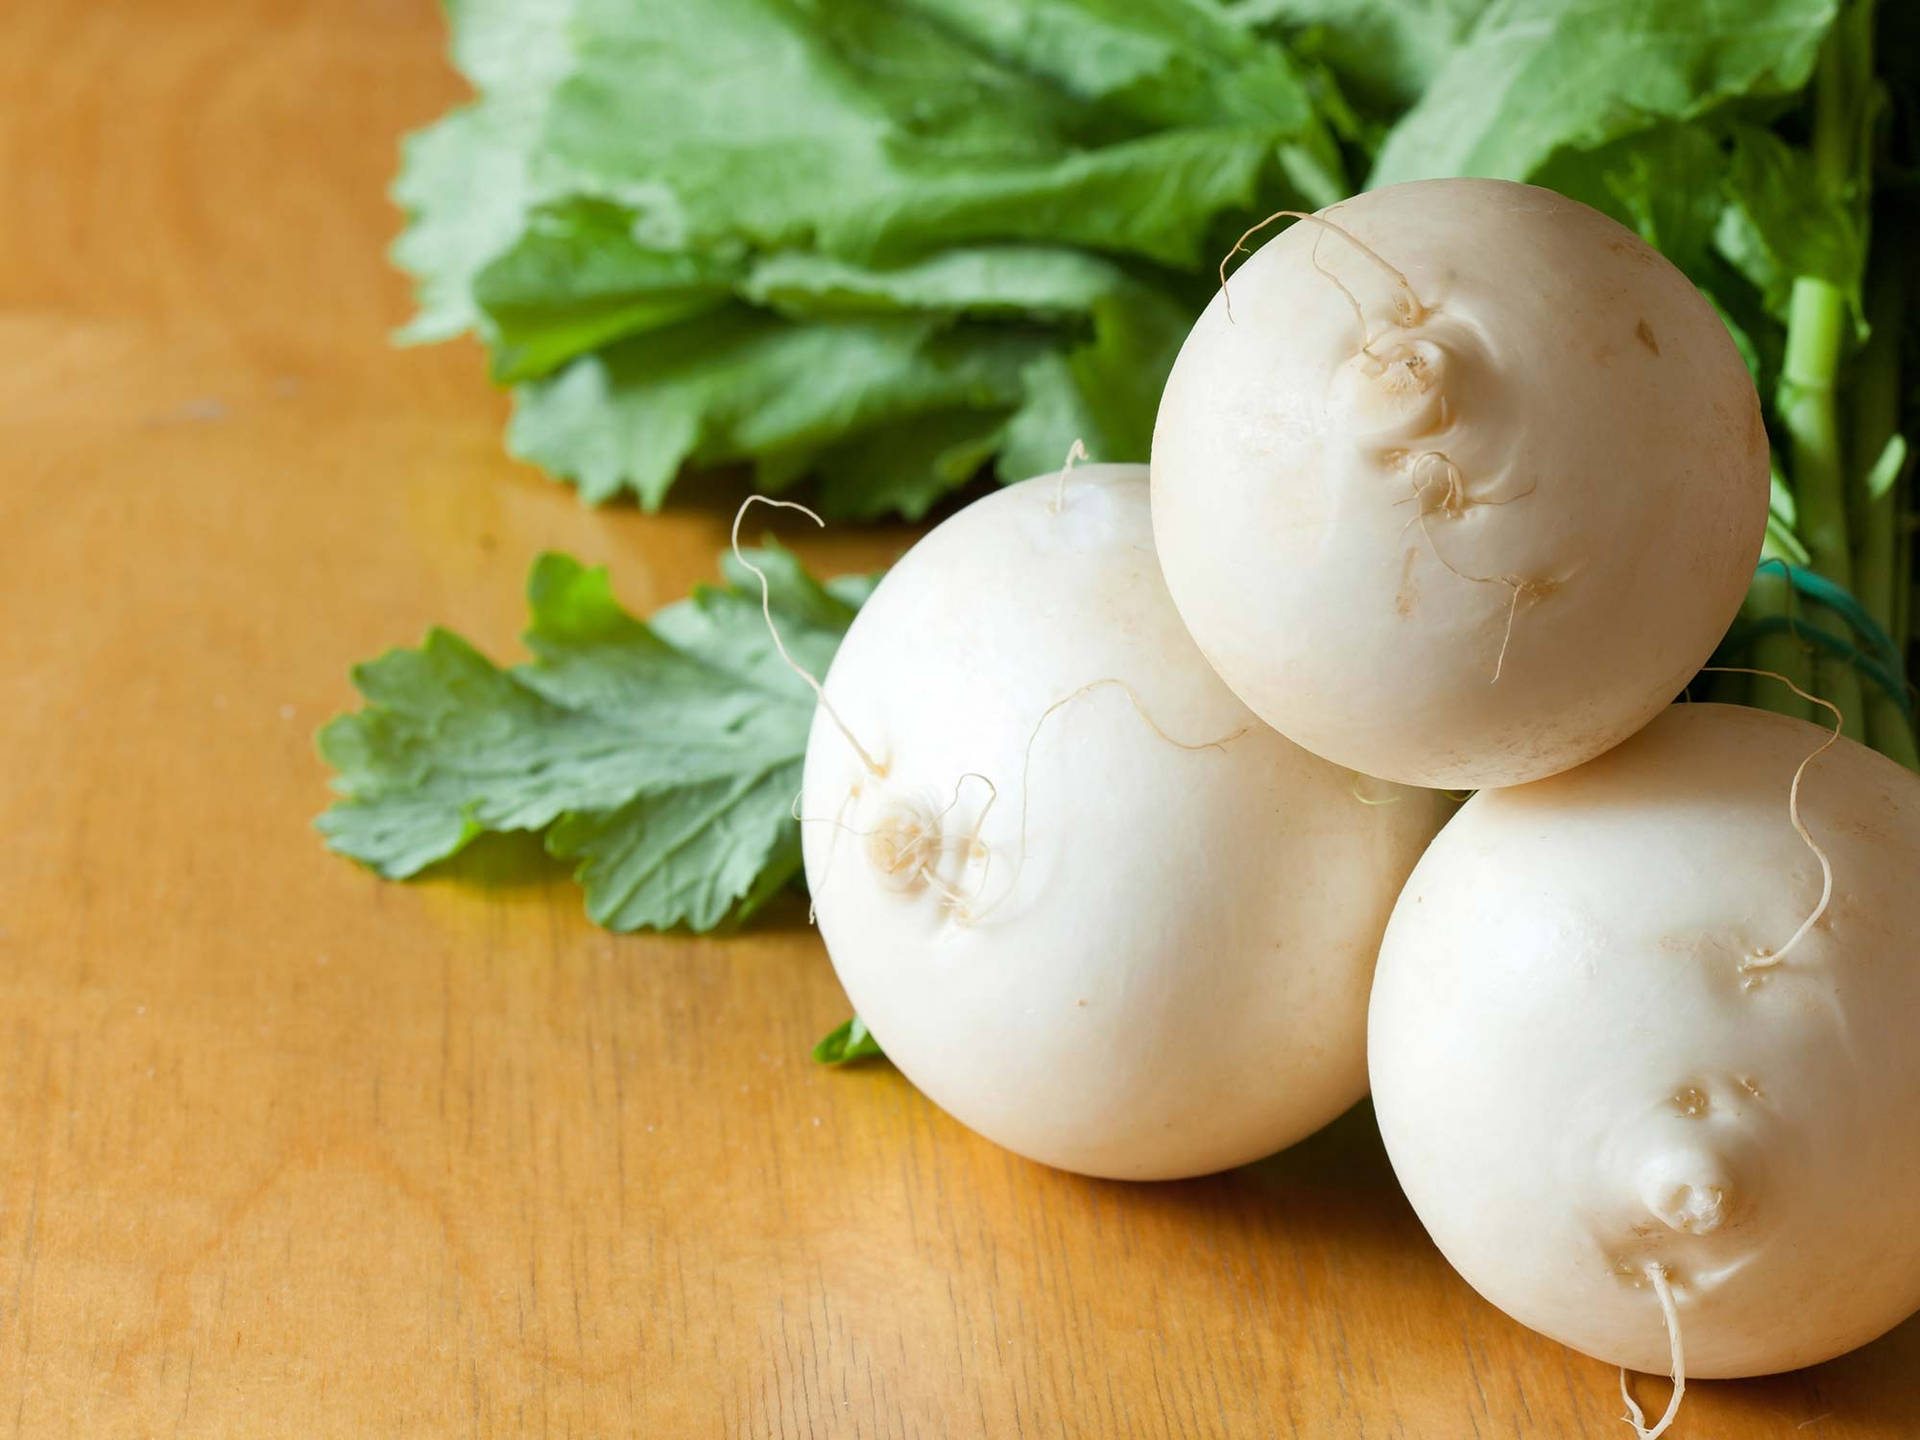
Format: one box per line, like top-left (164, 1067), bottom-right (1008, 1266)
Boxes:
top-left (478, 229), bottom-right (1140, 387)
top-left (538, 0), bottom-right (1325, 266)
top-left (393, 0), bottom-right (1358, 516)
top-left (1369, 0), bottom-right (1839, 187)
top-left (810, 408), bottom-right (1011, 521)
top-left (476, 229), bottom-right (1160, 413)
top-left (539, 0), bottom-right (1074, 251)
top-left (905, 0), bottom-right (1325, 129)
top-left (481, 237), bottom-right (1185, 508)
top-left (317, 546), bottom-right (867, 932)
top-left (825, 126), bottom-right (1287, 270)
top-left (897, 0), bottom-right (1349, 201)
top-left (1716, 123), bottom-right (1869, 324)
top-left (740, 246), bottom-right (1136, 321)
top-left (1235, 0), bottom-right (1490, 120)
top-left (546, 770), bottom-right (805, 932)
top-left (1537, 124), bottom-right (1731, 278)
top-left (812, 1016), bottom-right (885, 1065)
top-left (472, 201), bottom-right (743, 381)
top-left (507, 310), bottom-right (1046, 507)
top-left (389, 0), bottom-right (580, 343)
top-left (999, 285), bottom-right (1193, 478)
top-left (441, 0), bottom-right (577, 98)
top-left (391, 104), bottom-right (550, 345)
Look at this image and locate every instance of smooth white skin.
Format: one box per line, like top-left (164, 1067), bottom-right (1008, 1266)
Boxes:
top-left (801, 465), bottom-right (1447, 1180)
top-left (1151, 179), bottom-right (1770, 788)
top-left (1370, 704), bottom-right (1920, 1377)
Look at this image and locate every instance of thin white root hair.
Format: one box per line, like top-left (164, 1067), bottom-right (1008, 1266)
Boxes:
top-left (1392, 451), bottom-right (1550, 684)
top-left (1308, 222), bottom-right (1377, 357)
top-left (1395, 451), bottom-right (1538, 520)
top-left (956, 773), bottom-right (999, 901)
top-left (1408, 504), bottom-right (1559, 685)
top-left (1038, 679), bottom-right (1251, 755)
top-left (969, 679), bottom-right (1251, 923)
top-left (1016, 679), bottom-right (1248, 863)
top-left (793, 785), bottom-right (857, 925)
top-left (1402, 451), bottom-right (1466, 517)
top-left (1218, 208), bottom-right (1428, 329)
top-left (1619, 1263), bottom-right (1686, 1440)
top-left (919, 864), bottom-right (971, 910)
top-left (1050, 438), bottom-right (1091, 515)
top-left (1493, 581), bottom-right (1525, 684)
top-left (1699, 666), bottom-right (1841, 972)
top-left (732, 496), bottom-right (884, 779)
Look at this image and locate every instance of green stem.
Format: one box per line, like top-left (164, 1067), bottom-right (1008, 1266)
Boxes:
top-left (1775, 5), bottom-right (1875, 741)
top-left (1811, 21), bottom-right (1853, 182)
top-left (1780, 276), bottom-right (1866, 736)
top-left (1850, 241), bottom-right (1917, 766)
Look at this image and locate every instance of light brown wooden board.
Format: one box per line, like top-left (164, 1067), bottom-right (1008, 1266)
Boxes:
top-left (3, 1), bottom-right (1915, 1434)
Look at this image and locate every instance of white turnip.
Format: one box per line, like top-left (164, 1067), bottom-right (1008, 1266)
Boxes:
top-left (1369, 702), bottom-right (1920, 1424)
top-left (1151, 178), bottom-right (1769, 789)
top-left (797, 464), bottom-right (1447, 1179)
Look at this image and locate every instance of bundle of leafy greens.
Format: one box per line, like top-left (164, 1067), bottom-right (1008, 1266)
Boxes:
top-left (331, 0), bottom-right (1916, 962)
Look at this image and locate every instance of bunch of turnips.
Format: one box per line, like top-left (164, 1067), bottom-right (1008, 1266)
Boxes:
top-left (793, 179), bottom-right (1920, 1436)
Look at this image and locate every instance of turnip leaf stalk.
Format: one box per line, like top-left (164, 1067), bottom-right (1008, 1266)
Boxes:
top-left (1766, 2), bottom-right (1882, 741)
top-left (1851, 233), bottom-right (1917, 766)
top-left (1780, 274), bottom-right (1866, 737)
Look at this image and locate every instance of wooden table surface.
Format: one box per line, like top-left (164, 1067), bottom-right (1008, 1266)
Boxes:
top-left (5, 1), bottom-right (1916, 1434)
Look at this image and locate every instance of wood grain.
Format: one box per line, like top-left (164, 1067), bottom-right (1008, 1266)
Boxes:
top-left (2, 1), bottom-right (1915, 1434)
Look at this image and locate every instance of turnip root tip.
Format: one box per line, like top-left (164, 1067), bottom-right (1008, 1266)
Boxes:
top-left (1619, 1262), bottom-right (1686, 1440)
